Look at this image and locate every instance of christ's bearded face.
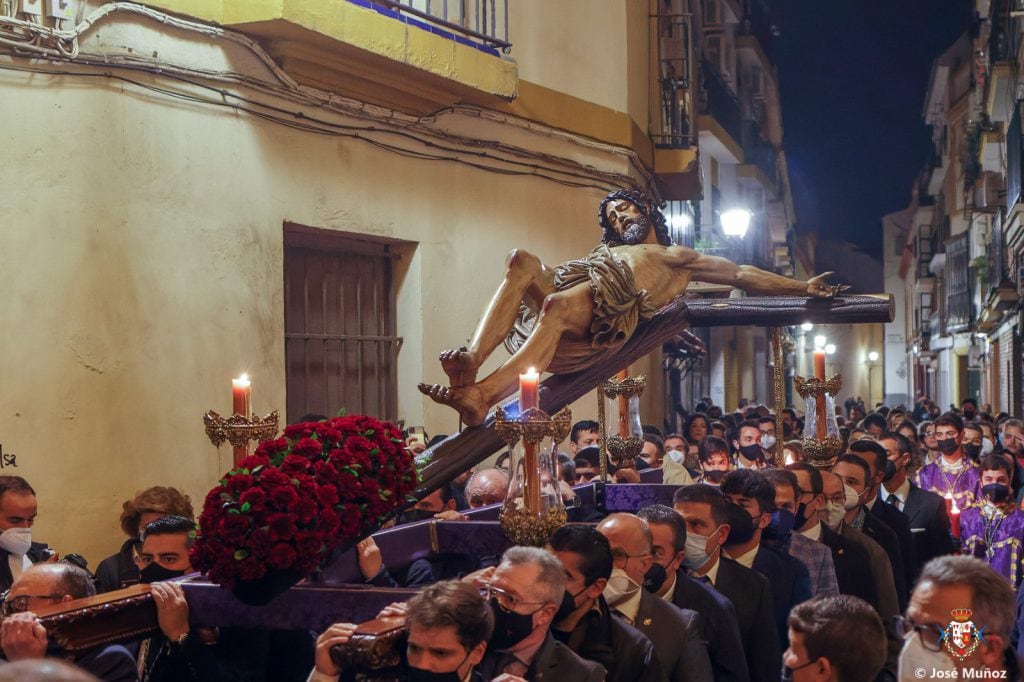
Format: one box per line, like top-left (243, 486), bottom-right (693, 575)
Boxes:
top-left (604, 199), bottom-right (651, 245)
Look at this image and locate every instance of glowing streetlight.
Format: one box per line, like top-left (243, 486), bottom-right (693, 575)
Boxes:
top-left (801, 322), bottom-right (814, 332)
top-left (867, 351), bottom-right (879, 363)
top-left (720, 208), bottom-right (752, 238)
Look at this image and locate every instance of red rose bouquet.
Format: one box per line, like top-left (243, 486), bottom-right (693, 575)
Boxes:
top-left (191, 414), bottom-right (417, 590)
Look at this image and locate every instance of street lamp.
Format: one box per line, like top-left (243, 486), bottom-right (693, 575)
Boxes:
top-left (720, 208), bottom-right (752, 238)
top-left (866, 350), bottom-right (880, 409)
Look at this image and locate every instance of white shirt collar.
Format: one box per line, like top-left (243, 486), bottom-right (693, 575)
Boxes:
top-left (800, 522), bottom-right (822, 541)
top-left (725, 544), bottom-right (759, 569)
top-left (880, 478), bottom-right (911, 508)
top-left (612, 586), bottom-right (644, 623)
top-left (691, 553), bottom-right (721, 585)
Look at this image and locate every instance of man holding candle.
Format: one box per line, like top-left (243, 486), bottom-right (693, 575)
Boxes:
top-left (912, 412), bottom-right (982, 511)
top-left (959, 453), bottom-right (1024, 588)
top-left (419, 189), bottom-right (846, 426)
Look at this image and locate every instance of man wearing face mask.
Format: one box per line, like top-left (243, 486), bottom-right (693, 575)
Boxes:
top-left (477, 546), bottom-right (603, 681)
top-left (762, 469), bottom-right (839, 598)
top-left (819, 470), bottom-right (899, 620)
top-left (719, 472), bottom-right (811, 648)
top-left (961, 397), bottom-right (978, 422)
top-left (596, 514), bottom-right (712, 682)
top-left (912, 412), bottom-right (982, 509)
top-left (877, 431), bottom-right (954, 580)
top-left (732, 421), bottom-right (771, 470)
top-left (832, 454), bottom-right (908, 611)
top-left (0, 477), bottom-right (54, 595)
top-left (786, 464), bottom-right (878, 611)
top-left (310, 580), bottom-right (492, 682)
top-left (961, 422), bottom-right (985, 463)
top-left (636, 505), bottom-right (749, 682)
top-left (959, 454), bottom-right (1024, 588)
top-left (899, 556), bottom-right (1019, 680)
top-left (849, 440), bottom-right (916, 603)
top-left (673, 484), bottom-right (781, 682)
top-left (134, 515), bottom-right (219, 682)
top-left (695, 436), bottom-right (732, 487)
top-left (545, 525), bottom-right (661, 682)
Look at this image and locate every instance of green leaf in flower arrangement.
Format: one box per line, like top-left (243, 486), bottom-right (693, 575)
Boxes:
top-left (336, 407), bottom-right (347, 417)
top-left (240, 502), bottom-right (251, 513)
top-left (363, 429), bottom-right (376, 437)
top-left (234, 549), bottom-right (249, 561)
top-left (371, 448), bottom-right (380, 455)
top-left (228, 507), bottom-right (240, 515)
top-left (251, 465), bottom-right (264, 474)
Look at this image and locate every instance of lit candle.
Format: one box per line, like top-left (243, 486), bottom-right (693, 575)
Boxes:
top-left (946, 493), bottom-right (961, 539)
top-left (519, 367), bottom-right (539, 412)
top-left (813, 350), bottom-right (826, 380)
top-left (232, 374), bottom-right (251, 417)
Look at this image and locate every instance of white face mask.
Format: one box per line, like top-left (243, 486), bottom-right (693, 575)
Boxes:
top-left (824, 500), bottom-right (846, 530)
top-left (982, 438), bottom-right (995, 456)
top-left (898, 631), bottom-right (958, 679)
top-left (842, 483), bottom-right (861, 511)
top-left (760, 434), bottom-right (777, 450)
top-left (603, 566), bottom-right (641, 607)
top-left (665, 449), bottom-right (685, 464)
top-left (682, 526), bottom-right (718, 571)
top-left (0, 528), bottom-right (32, 556)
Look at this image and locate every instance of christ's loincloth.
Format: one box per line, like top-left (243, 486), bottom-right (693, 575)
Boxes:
top-left (504, 244), bottom-right (658, 373)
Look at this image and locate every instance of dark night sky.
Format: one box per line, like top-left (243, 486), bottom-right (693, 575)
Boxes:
top-left (773, 1), bottom-right (972, 258)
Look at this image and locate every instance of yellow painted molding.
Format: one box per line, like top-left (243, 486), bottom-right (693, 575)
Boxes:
top-left (697, 114), bottom-right (743, 160)
top-left (147, 0), bottom-right (517, 99)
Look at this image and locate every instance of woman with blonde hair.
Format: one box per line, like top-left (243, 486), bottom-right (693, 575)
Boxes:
top-left (95, 486), bottom-right (193, 592)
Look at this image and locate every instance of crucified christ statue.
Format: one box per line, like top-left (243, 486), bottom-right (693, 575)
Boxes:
top-left (419, 189), bottom-right (846, 426)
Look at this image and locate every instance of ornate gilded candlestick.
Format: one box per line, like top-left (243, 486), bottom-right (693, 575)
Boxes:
top-left (598, 374), bottom-right (646, 479)
top-left (794, 375), bottom-right (843, 469)
top-left (203, 411), bottom-right (280, 466)
top-left (494, 405), bottom-right (571, 546)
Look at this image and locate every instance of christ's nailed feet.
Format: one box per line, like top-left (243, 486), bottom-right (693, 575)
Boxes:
top-left (417, 383), bottom-right (488, 427)
top-left (439, 347), bottom-right (479, 388)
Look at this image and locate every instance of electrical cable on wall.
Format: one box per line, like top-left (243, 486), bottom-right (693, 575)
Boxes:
top-left (0, 2), bottom-right (659, 197)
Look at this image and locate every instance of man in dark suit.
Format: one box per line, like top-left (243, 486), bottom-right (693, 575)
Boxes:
top-left (637, 504), bottom-right (749, 682)
top-left (547, 525), bottom-right (662, 682)
top-left (674, 484), bottom-right (780, 682)
top-left (720, 470), bottom-right (812, 646)
top-left (0, 476), bottom-right (53, 594)
top-left (476, 546), bottom-right (604, 681)
top-left (786, 463), bottom-right (879, 611)
top-left (852, 440), bottom-right (918, 596)
top-left (834, 452), bottom-right (909, 610)
top-left (878, 431), bottom-right (954, 578)
top-left (597, 513), bottom-right (712, 682)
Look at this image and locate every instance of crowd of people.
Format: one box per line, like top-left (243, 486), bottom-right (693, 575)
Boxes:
top-left (0, 394), bottom-right (1021, 680)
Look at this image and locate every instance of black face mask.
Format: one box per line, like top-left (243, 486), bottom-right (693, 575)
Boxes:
top-left (642, 563), bottom-right (667, 593)
top-left (982, 483), bottom-right (1011, 504)
top-left (140, 563), bottom-right (186, 584)
top-left (793, 502), bottom-right (811, 530)
top-left (737, 444), bottom-right (764, 462)
top-left (489, 598), bottom-right (538, 650)
top-left (963, 410), bottom-right (976, 421)
top-left (882, 459), bottom-right (898, 482)
top-left (937, 438), bottom-right (959, 455)
top-left (406, 652), bottom-right (471, 682)
top-left (702, 469), bottom-right (727, 485)
top-left (963, 443), bottom-right (981, 461)
top-left (727, 513), bottom-right (758, 546)
top-left (554, 586), bottom-right (587, 623)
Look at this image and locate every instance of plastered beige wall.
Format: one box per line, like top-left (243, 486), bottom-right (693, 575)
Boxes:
top-left (511, 0), bottom-right (649, 127)
top-left (0, 82), bottom-right (643, 570)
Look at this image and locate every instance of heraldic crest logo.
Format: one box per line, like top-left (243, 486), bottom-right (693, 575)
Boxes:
top-left (940, 608), bottom-right (986, 661)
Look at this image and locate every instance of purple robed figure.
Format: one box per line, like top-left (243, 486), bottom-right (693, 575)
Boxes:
top-left (912, 460), bottom-right (981, 510)
top-left (960, 504), bottom-right (1024, 588)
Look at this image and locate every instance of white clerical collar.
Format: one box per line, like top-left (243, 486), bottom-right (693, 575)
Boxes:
top-left (725, 544), bottom-right (758, 569)
top-left (800, 522), bottom-right (822, 541)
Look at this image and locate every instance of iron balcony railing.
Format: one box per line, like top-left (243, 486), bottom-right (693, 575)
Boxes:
top-left (653, 13), bottom-right (695, 147)
top-left (700, 59), bottom-right (742, 146)
top-left (945, 233), bottom-right (973, 333)
top-left (353, 0), bottom-right (510, 52)
top-left (742, 120), bottom-right (777, 185)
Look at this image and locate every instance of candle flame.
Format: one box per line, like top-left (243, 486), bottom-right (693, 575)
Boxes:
top-left (238, 373), bottom-right (249, 382)
top-left (526, 367), bottom-right (537, 374)
top-left (951, 498), bottom-right (960, 514)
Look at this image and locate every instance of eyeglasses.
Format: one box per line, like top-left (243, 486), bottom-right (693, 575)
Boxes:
top-left (893, 616), bottom-right (944, 652)
top-left (0, 590), bottom-right (62, 617)
top-left (481, 584), bottom-right (546, 613)
top-left (610, 549), bottom-right (649, 566)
